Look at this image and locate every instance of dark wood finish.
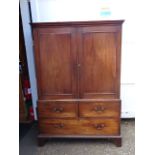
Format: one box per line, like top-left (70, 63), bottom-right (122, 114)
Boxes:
top-left (39, 118), bottom-right (119, 135)
top-left (31, 20), bottom-right (124, 27)
top-left (79, 101), bottom-right (120, 118)
top-left (38, 101), bottom-right (77, 118)
top-left (79, 26), bottom-right (121, 99)
top-left (32, 20), bottom-right (124, 147)
top-left (37, 135), bottom-right (122, 147)
top-left (33, 27), bottom-right (77, 100)
top-left (113, 137), bottom-right (122, 147)
top-left (38, 134), bottom-right (121, 139)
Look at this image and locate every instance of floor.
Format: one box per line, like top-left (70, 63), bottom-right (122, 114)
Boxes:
top-left (19, 120), bottom-right (135, 155)
top-left (19, 123), bottom-right (33, 141)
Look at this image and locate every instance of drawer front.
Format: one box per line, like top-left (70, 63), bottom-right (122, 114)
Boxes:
top-left (79, 101), bottom-right (120, 118)
top-left (39, 118), bottom-right (119, 135)
top-left (38, 101), bottom-right (77, 118)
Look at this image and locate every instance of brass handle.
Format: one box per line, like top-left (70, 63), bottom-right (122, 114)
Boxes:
top-left (94, 124), bottom-right (105, 130)
top-left (53, 107), bottom-right (64, 113)
top-left (93, 106), bottom-right (105, 112)
top-left (77, 64), bottom-right (81, 67)
top-left (53, 123), bottom-right (64, 128)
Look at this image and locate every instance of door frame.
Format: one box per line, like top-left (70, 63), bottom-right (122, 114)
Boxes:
top-left (20, 0), bottom-right (38, 120)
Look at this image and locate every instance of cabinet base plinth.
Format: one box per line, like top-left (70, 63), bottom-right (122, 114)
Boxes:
top-left (37, 137), bottom-right (47, 147)
top-left (112, 137), bottom-right (122, 147)
top-left (37, 135), bottom-right (122, 147)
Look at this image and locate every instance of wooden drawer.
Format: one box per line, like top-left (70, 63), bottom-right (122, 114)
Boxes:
top-left (39, 118), bottom-right (119, 135)
top-left (38, 101), bottom-right (77, 118)
top-left (79, 101), bottom-right (120, 118)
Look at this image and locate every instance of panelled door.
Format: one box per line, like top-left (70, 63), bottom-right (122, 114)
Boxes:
top-left (78, 26), bottom-right (121, 99)
top-left (33, 27), bottom-right (78, 100)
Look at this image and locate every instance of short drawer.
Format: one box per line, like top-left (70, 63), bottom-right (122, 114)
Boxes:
top-left (79, 101), bottom-right (120, 118)
top-left (38, 101), bottom-right (77, 118)
top-left (39, 118), bottom-right (119, 135)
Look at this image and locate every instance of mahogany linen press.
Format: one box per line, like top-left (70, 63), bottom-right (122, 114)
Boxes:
top-left (32, 20), bottom-right (124, 147)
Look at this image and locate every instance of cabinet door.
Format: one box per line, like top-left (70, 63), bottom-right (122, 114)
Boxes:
top-left (79, 26), bottom-right (122, 99)
top-left (33, 27), bottom-right (77, 100)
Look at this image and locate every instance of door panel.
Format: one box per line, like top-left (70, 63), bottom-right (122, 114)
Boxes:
top-left (79, 28), bottom-right (119, 99)
top-left (34, 28), bottom-right (77, 99)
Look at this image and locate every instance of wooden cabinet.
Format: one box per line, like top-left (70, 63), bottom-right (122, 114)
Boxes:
top-left (32, 20), bottom-right (124, 147)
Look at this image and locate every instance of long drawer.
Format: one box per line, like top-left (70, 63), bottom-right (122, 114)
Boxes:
top-left (39, 118), bottom-right (119, 135)
top-left (79, 101), bottom-right (120, 118)
top-left (38, 101), bottom-right (77, 118)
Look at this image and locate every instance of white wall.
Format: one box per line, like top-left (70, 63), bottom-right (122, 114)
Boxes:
top-left (30, 0), bottom-right (124, 22)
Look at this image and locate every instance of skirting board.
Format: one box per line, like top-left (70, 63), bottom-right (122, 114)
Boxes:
top-left (121, 111), bottom-right (135, 118)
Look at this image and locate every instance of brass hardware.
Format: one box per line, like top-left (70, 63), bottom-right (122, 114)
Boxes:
top-left (94, 124), bottom-right (105, 130)
top-left (77, 64), bottom-right (81, 67)
top-left (53, 107), bottom-right (64, 113)
top-left (93, 106), bottom-right (105, 112)
top-left (53, 123), bottom-right (64, 128)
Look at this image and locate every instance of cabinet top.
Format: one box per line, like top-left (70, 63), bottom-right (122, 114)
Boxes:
top-left (31, 20), bottom-right (124, 28)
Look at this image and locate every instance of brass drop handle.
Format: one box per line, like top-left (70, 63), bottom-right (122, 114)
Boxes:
top-left (53, 123), bottom-right (64, 128)
top-left (53, 107), bottom-right (64, 113)
top-left (77, 64), bottom-right (81, 67)
top-left (94, 124), bottom-right (105, 130)
top-left (93, 106), bottom-right (105, 112)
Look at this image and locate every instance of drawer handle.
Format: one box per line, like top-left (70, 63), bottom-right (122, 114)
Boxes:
top-left (53, 123), bottom-right (64, 128)
top-left (93, 106), bottom-right (105, 112)
top-left (53, 107), bottom-right (64, 113)
top-left (94, 124), bottom-right (105, 130)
